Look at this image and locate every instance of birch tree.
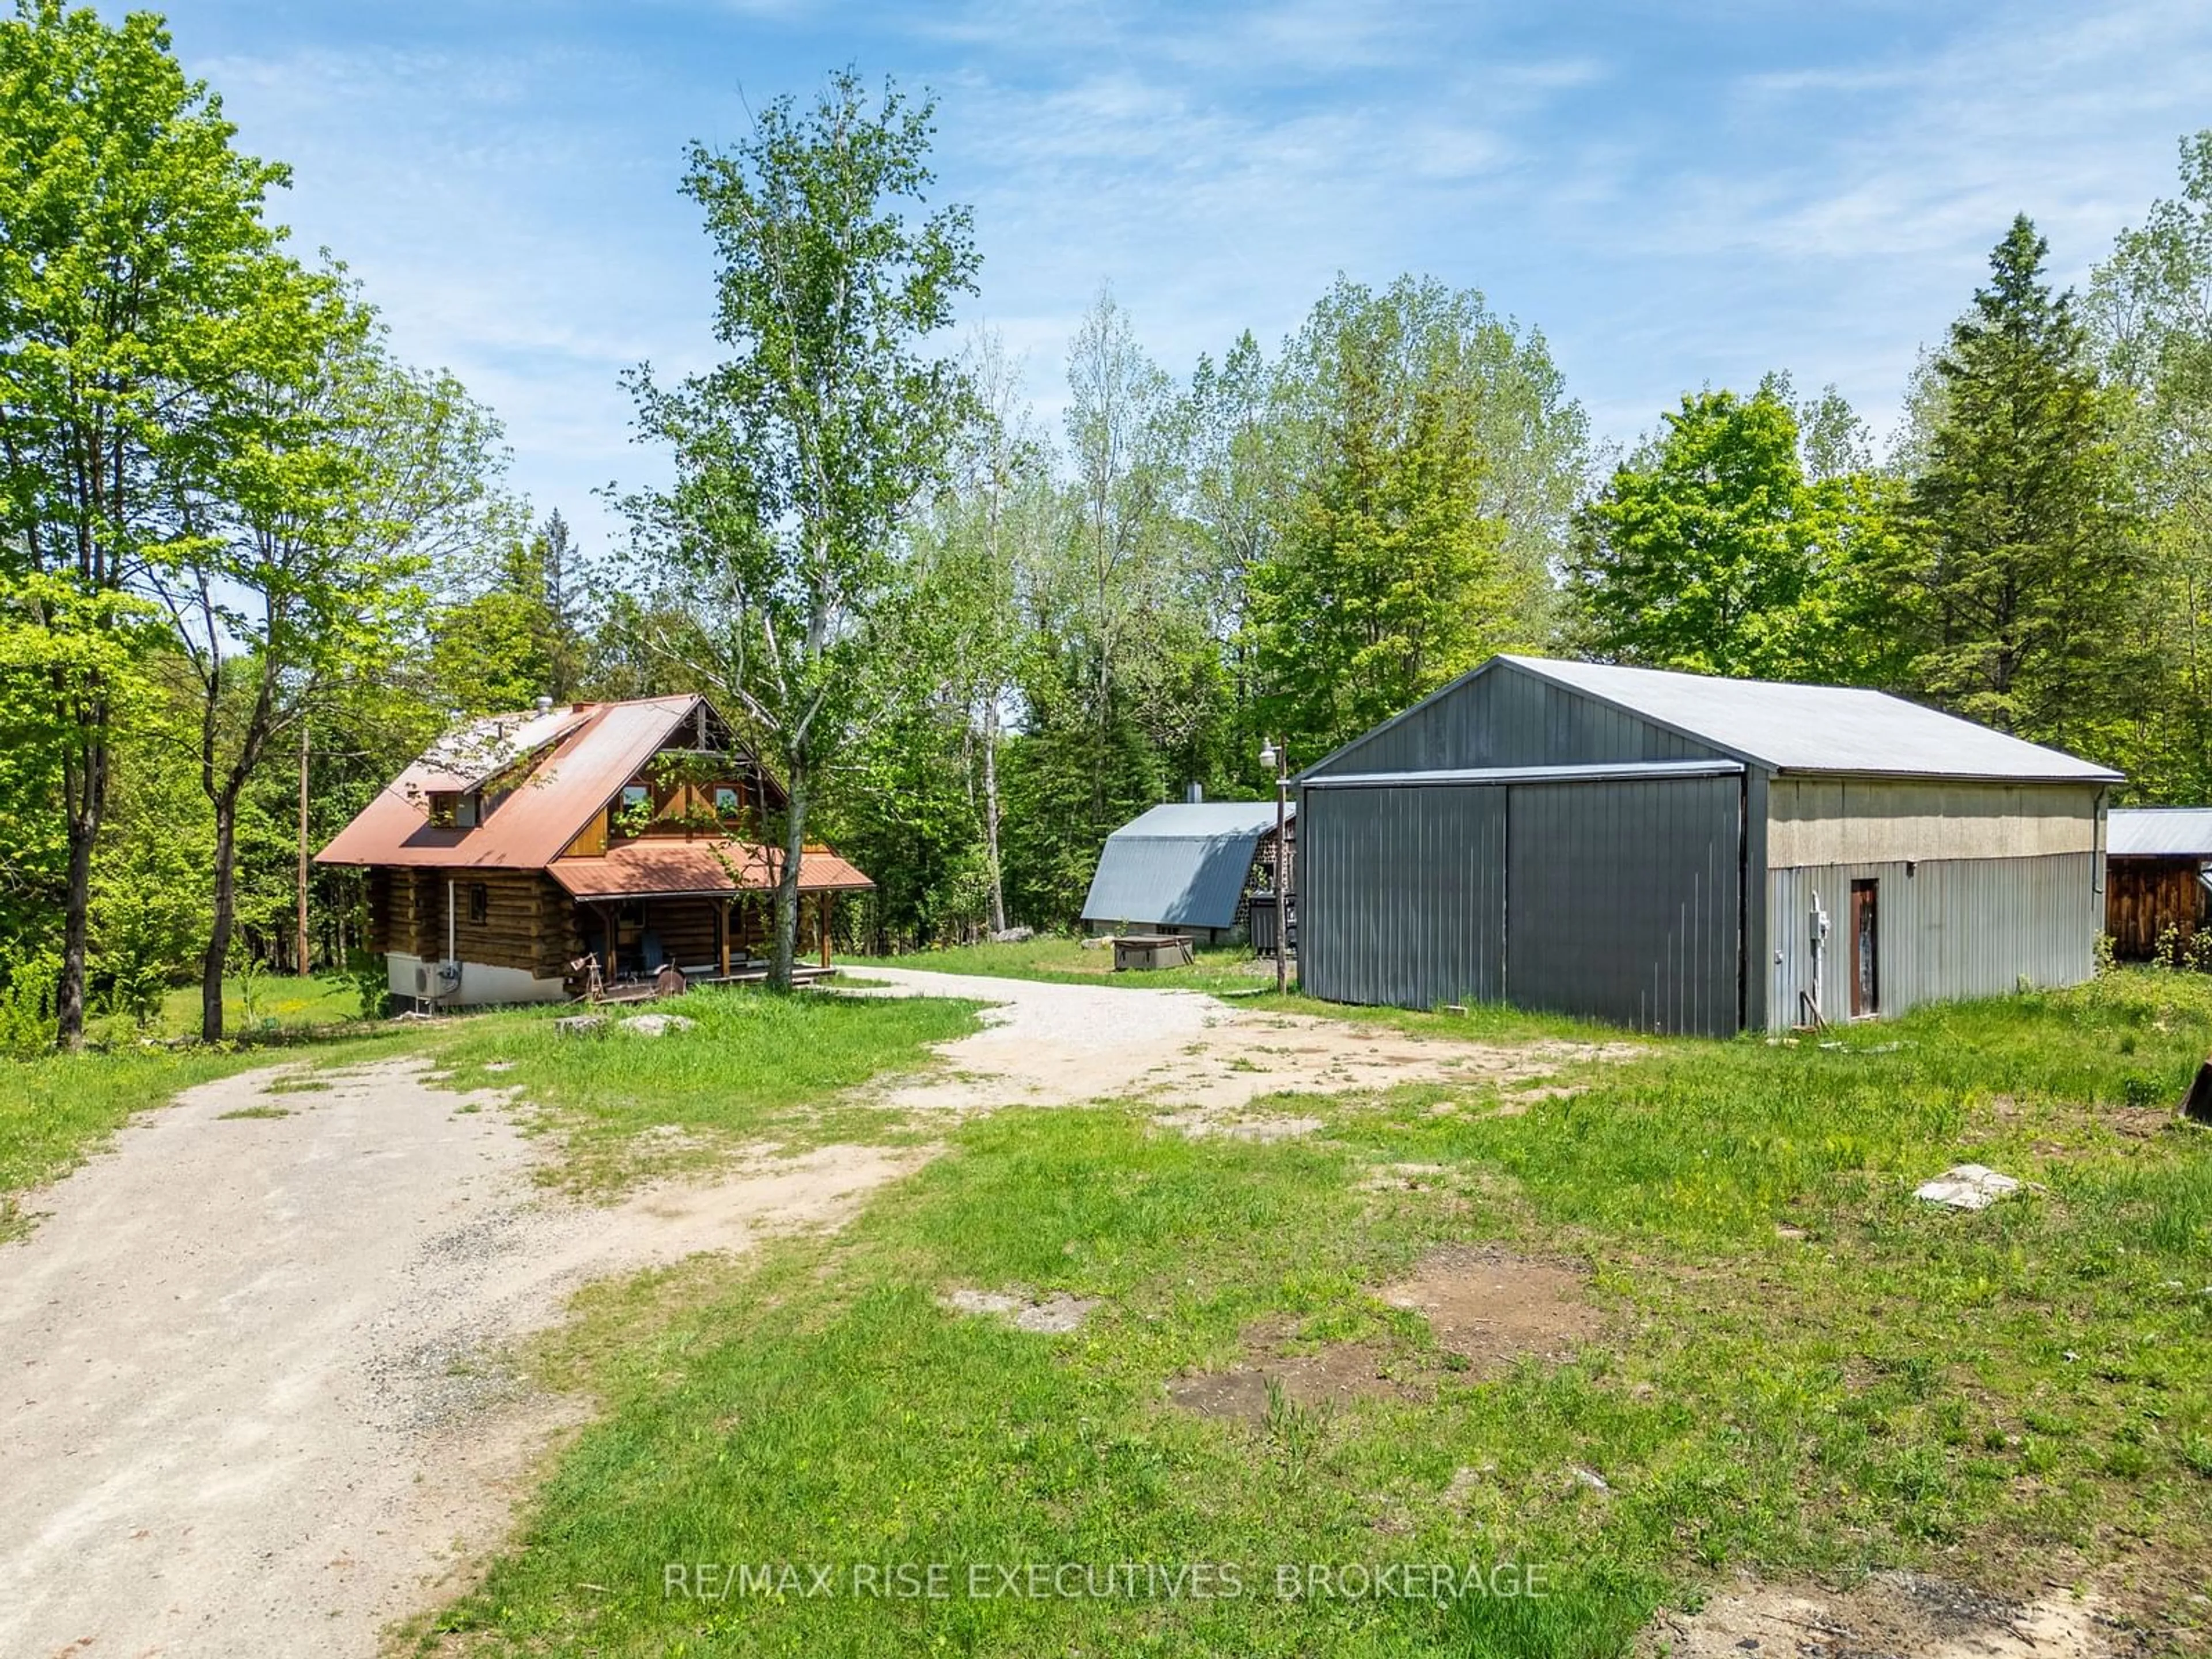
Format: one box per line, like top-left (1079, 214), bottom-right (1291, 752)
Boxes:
top-left (622, 69), bottom-right (976, 990)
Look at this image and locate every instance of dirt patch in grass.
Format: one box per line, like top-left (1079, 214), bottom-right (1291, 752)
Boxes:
top-left (941, 1287), bottom-right (1099, 1333)
top-left (214, 1104), bottom-right (291, 1120)
top-left (1166, 1324), bottom-right (1419, 1422)
top-left (1380, 1245), bottom-right (1600, 1377)
top-left (1154, 1106), bottom-right (1327, 1142)
top-left (1637, 1570), bottom-right (2138, 1658)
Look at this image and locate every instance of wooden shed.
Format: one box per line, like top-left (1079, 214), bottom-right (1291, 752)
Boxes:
top-left (2105, 808), bottom-right (2212, 960)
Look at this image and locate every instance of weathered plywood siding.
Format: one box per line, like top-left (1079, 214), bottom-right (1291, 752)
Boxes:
top-left (2106, 858), bottom-right (2205, 960)
top-left (1766, 854), bottom-right (2099, 1029)
top-left (1298, 782), bottom-right (1506, 1009)
top-left (1505, 774), bottom-right (1744, 1036)
top-left (1310, 662), bottom-right (1722, 777)
top-left (1767, 778), bottom-right (2100, 868)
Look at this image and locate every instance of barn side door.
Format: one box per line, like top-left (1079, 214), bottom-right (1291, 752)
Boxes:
top-left (1849, 878), bottom-right (1878, 1017)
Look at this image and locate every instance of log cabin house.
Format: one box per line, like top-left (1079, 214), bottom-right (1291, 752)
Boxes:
top-left (316, 694), bottom-right (873, 1006)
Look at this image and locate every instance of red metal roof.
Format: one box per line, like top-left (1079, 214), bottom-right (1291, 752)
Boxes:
top-left (316, 698), bottom-right (872, 904)
top-left (549, 839), bottom-right (875, 899)
top-left (317, 696), bottom-right (700, 870)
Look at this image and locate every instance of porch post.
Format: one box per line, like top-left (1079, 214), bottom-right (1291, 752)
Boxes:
top-left (818, 892), bottom-right (831, 969)
top-left (719, 896), bottom-right (732, 978)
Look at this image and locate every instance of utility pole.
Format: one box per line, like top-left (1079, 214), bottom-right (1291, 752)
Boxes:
top-left (296, 720), bottom-right (312, 976)
top-left (1261, 737), bottom-right (1290, 995)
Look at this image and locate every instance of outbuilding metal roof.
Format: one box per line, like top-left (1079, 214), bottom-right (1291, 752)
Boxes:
top-left (2108, 807), bottom-right (2212, 858)
top-left (1498, 657), bottom-right (2122, 782)
top-left (1080, 801), bottom-right (1287, 931)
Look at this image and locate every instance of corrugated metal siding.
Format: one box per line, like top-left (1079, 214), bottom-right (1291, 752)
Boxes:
top-left (1080, 829), bottom-right (1267, 931)
top-left (1506, 775), bottom-right (1744, 1036)
top-left (1299, 783), bottom-right (1505, 1007)
top-left (1766, 854), bottom-right (2099, 1029)
top-left (1300, 772), bottom-right (1743, 1032)
top-left (1312, 662), bottom-right (1721, 777)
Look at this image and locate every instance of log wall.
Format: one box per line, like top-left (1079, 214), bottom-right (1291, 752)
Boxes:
top-left (366, 868), bottom-right (582, 981)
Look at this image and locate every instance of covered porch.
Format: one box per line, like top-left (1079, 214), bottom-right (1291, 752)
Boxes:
top-left (550, 838), bottom-right (874, 997)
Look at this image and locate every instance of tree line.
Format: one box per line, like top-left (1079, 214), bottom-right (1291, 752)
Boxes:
top-left (4, 3), bottom-right (2209, 1046)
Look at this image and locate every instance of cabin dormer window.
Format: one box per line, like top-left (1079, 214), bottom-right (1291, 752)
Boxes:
top-left (714, 786), bottom-right (740, 817)
top-left (426, 790), bottom-right (480, 829)
top-left (620, 784), bottom-right (649, 812)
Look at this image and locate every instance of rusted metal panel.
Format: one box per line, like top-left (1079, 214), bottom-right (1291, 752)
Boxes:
top-left (1766, 854), bottom-right (2100, 1029)
top-left (317, 696), bottom-right (702, 870)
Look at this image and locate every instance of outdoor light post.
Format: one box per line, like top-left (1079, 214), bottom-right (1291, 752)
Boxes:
top-left (1260, 737), bottom-right (1290, 994)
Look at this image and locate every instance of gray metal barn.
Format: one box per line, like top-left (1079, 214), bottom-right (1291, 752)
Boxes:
top-left (1298, 656), bottom-right (2120, 1033)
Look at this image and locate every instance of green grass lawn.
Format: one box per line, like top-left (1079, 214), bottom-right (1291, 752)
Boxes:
top-left (422, 971), bottom-right (2212, 1657)
top-left (75, 971), bottom-right (369, 1046)
top-left (426, 985), bottom-right (986, 1191)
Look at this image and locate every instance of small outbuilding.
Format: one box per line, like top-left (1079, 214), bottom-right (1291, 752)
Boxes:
top-left (2105, 808), bottom-right (2212, 960)
top-left (1080, 801), bottom-right (1293, 946)
top-left (1298, 655), bottom-right (2120, 1034)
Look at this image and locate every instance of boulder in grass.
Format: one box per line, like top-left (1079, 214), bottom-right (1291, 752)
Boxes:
top-left (553, 1014), bottom-right (608, 1037)
top-left (991, 926), bottom-right (1035, 944)
top-left (1913, 1164), bottom-right (2020, 1211)
top-left (621, 1013), bottom-right (696, 1038)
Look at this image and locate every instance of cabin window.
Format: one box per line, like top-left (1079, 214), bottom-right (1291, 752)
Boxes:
top-left (426, 791), bottom-right (458, 828)
top-left (454, 793), bottom-right (480, 828)
top-left (714, 786), bottom-right (740, 817)
top-left (620, 784), bottom-right (649, 811)
top-left (469, 883), bottom-right (489, 925)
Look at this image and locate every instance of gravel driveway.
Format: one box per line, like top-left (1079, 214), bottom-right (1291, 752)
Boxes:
top-left (0, 1055), bottom-right (914, 1658)
top-left (844, 965), bottom-right (1634, 1124)
top-left (0, 978), bottom-right (1627, 1656)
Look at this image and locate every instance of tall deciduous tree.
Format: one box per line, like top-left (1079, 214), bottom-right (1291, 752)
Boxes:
top-left (153, 317), bottom-right (504, 1040)
top-left (1568, 387), bottom-right (1820, 677)
top-left (0, 0), bottom-right (298, 1046)
top-left (1904, 215), bottom-right (2140, 750)
top-left (622, 69), bottom-right (976, 990)
top-left (2093, 131), bottom-right (2212, 798)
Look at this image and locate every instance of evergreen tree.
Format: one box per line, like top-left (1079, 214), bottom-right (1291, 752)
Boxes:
top-left (1904, 215), bottom-right (2140, 749)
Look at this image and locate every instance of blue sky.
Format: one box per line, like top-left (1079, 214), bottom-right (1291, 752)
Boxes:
top-left (152, 0), bottom-right (2212, 552)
